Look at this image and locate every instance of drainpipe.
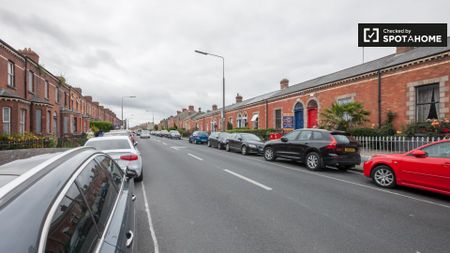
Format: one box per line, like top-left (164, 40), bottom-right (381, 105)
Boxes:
top-left (265, 99), bottom-right (268, 129)
top-left (377, 70), bottom-right (382, 127)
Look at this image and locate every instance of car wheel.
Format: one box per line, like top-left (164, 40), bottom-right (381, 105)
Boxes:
top-left (135, 169), bottom-right (143, 182)
top-left (264, 147), bottom-right (276, 161)
top-left (241, 145), bottom-right (248, 155)
top-left (305, 152), bottom-right (323, 171)
top-left (217, 143), bottom-right (222, 150)
top-left (226, 143), bottom-right (230, 152)
top-left (372, 165), bottom-right (396, 188)
top-left (207, 141), bottom-right (211, 147)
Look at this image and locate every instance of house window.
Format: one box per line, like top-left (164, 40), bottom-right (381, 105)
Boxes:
top-left (35, 109), bottom-right (42, 133)
top-left (416, 84), bottom-right (439, 122)
top-left (63, 117), bottom-right (69, 134)
top-left (275, 109), bottom-right (282, 129)
top-left (19, 110), bottom-right (26, 134)
top-left (7, 61), bottom-right (15, 87)
top-left (242, 113), bottom-right (248, 128)
top-left (55, 87), bottom-right (59, 103)
top-left (237, 114), bottom-right (242, 128)
top-left (72, 117), bottom-right (77, 133)
top-left (2, 107), bottom-right (11, 135)
top-left (45, 81), bottom-right (49, 99)
top-left (27, 71), bottom-right (34, 92)
top-left (47, 111), bottom-right (51, 133)
top-left (251, 113), bottom-right (259, 129)
top-left (337, 96), bottom-right (352, 105)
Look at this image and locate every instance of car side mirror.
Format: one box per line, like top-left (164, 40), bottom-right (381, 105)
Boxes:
top-left (411, 149), bottom-right (427, 158)
top-left (134, 142), bottom-right (138, 147)
top-left (280, 137), bottom-right (288, 142)
top-left (126, 167), bottom-right (138, 179)
top-left (238, 137), bottom-right (243, 141)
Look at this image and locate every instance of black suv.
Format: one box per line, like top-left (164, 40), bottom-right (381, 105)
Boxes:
top-left (263, 129), bottom-right (361, 171)
top-left (0, 147), bottom-right (137, 253)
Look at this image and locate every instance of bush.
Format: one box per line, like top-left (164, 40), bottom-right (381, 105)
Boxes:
top-left (226, 128), bottom-right (277, 140)
top-left (0, 133), bottom-right (52, 150)
top-left (347, 128), bottom-right (380, 136)
top-left (90, 121), bottom-right (113, 133)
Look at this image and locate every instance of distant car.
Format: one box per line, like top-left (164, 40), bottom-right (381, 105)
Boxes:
top-left (363, 139), bottom-right (450, 196)
top-left (0, 147), bottom-right (137, 253)
top-left (137, 129), bottom-right (142, 136)
top-left (226, 133), bottom-right (264, 155)
top-left (189, 131), bottom-right (209, 144)
top-left (160, 130), bottom-right (170, 138)
top-left (208, 132), bottom-right (222, 148)
top-left (263, 129), bottom-right (361, 171)
top-left (104, 129), bottom-right (130, 137)
top-left (169, 130), bottom-right (182, 139)
top-left (217, 132), bottom-right (231, 150)
top-left (140, 130), bottom-right (151, 139)
top-left (85, 136), bottom-right (144, 181)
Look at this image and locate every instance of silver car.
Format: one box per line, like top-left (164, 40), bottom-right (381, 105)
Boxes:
top-left (85, 136), bottom-right (144, 181)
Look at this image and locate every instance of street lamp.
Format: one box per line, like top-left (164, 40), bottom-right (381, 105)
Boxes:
top-left (121, 96), bottom-right (136, 129)
top-left (195, 50), bottom-right (225, 131)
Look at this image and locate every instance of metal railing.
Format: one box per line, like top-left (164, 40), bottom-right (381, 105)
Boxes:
top-left (354, 136), bottom-right (448, 154)
top-left (0, 139), bottom-right (52, 150)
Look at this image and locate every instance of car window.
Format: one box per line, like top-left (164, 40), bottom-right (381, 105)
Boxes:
top-left (297, 131), bottom-right (312, 141)
top-left (312, 131), bottom-right (327, 140)
top-left (45, 183), bottom-right (99, 253)
top-left (86, 139), bottom-right (131, 150)
top-left (332, 134), bottom-right (355, 144)
top-left (422, 142), bottom-right (450, 158)
top-left (96, 155), bottom-right (124, 190)
top-left (76, 160), bottom-right (118, 233)
top-left (242, 134), bottom-right (262, 142)
top-left (283, 130), bottom-right (300, 141)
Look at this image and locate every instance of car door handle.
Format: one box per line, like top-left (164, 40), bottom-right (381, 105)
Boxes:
top-left (126, 230), bottom-right (134, 248)
top-left (131, 194), bottom-right (136, 201)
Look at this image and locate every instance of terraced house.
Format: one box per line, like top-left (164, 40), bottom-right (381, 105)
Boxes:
top-left (0, 39), bottom-right (120, 137)
top-left (162, 42), bottom-right (450, 133)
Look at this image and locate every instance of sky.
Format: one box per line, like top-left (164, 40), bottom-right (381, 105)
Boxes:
top-left (1, 0), bottom-right (449, 126)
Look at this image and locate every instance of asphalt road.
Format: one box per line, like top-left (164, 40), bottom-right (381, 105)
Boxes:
top-left (134, 136), bottom-right (450, 253)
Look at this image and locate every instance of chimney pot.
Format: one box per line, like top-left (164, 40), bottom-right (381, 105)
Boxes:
top-left (19, 48), bottom-right (40, 63)
top-left (235, 93), bottom-right (243, 103)
top-left (280, 78), bottom-right (289, 90)
top-left (212, 104), bottom-right (218, 111)
top-left (188, 105), bottom-right (195, 112)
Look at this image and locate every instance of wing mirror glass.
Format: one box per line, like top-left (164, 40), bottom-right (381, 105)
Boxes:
top-left (126, 167), bottom-right (138, 178)
top-left (411, 149), bottom-right (427, 158)
top-left (280, 137), bottom-right (288, 142)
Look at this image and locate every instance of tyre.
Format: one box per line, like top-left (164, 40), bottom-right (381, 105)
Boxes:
top-left (217, 143), bottom-right (222, 150)
top-left (264, 147), bottom-right (276, 161)
top-left (226, 143), bottom-right (230, 152)
top-left (305, 152), bottom-right (323, 171)
top-left (372, 165), bottom-right (396, 188)
top-left (241, 145), bottom-right (248, 155)
top-left (207, 141), bottom-right (211, 147)
top-left (135, 169), bottom-right (143, 182)
top-left (189, 139), bottom-right (192, 143)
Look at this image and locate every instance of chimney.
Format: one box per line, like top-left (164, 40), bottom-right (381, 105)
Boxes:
top-left (280, 78), bottom-right (289, 90)
top-left (212, 104), bottom-right (218, 111)
top-left (19, 48), bottom-right (40, 63)
top-left (177, 110), bottom-right (181, 115)
top-left (396, 47), bottom-right (414, 54)
top-left (182, 108), bottom-right (187, 112)
top-left (235, 93), bottom-right (243, 103)
top-left (198, 107), bottom-right (202, 112)
top-left (188, 105), bottom-right (195, 112)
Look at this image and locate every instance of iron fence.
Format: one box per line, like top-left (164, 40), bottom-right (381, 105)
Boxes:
top-left (354, 136), bottom-right (449, 154)
top-left (0, 138), bottom-right (52, 150)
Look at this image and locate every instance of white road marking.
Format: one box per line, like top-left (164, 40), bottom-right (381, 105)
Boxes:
top-left (141, 182), bottom-right (160, 253)
top-left (170, 146), bottom-right (187, 150)
top-left (187, 153), bottom-right (203, 161)
top-left (162, 142), bottom-right (168, 146)
top-left (224, 169), bottom-right (272, 191)
top-left (246, 157), bottom-right (450, 209)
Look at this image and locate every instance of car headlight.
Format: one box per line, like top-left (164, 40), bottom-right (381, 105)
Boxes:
top-left (248, 144), bottom-right (256, 148)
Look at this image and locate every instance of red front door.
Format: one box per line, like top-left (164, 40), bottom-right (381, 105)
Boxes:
top-left (307, 108), bottom-right (317, 128)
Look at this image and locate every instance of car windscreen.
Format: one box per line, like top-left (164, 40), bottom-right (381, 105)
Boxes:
top-left (198, 132), bottom-right (208, 137)
top-left (242, 134), bottom-right (262, 142)
top-left (332, 134), bottom-right (356, 144)
top-left (86, 139), bottom-right (131, 150)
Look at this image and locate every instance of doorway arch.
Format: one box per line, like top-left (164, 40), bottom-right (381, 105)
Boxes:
top-left (293, 102), bottom-right (304, 129)
top-left (307, 99), bottom-right (318, 128)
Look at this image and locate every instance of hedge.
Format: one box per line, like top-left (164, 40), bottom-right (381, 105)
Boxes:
top-left (226, 128), bottom-right (279, 140)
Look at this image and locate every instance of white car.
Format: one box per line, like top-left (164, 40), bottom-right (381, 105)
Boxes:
top-left (140, 130), bottom-right (151, 138)
top-left (104, 130), bottom-right (130, 137)
top-left (85, 136), bottom-right (144, 181)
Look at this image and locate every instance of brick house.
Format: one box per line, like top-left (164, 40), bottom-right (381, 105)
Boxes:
top-left (0, 39), bottom-right (119, 137)
top-left (163, 42), bottom-right (450, 133)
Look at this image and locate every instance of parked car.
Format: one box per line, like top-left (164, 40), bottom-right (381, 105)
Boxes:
top-left (263, 129), bottom-right (361, 171)
top-left (160, 130), bottom-right (170, 138)
top-left (0, 147), bottom-right (137, 253)
top-left (140, 130), bottom-right (151, 138)
top-left (226, 133), bottom-right (264, 155)
top-left (217, 132), bottom-right (231, 150)
top-left (189, 131), bottom-right (209, 144)
top-left (208, 132), bottom-right (222, 148)
top-left (169, 130), bottom-right (182, 139)
top-left (363, 139), bottom-right (450, 195)
top-left (85, 136), bottom-right (144, 181)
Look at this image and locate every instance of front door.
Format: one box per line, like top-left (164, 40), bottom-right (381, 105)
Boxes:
top-left (307, 108), bottom-right (318, 128)
top-left (294, 109), bottom-right (304, 129)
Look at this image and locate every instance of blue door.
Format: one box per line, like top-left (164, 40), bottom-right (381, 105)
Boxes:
top-left (294, 103), bottom-right (304, 129)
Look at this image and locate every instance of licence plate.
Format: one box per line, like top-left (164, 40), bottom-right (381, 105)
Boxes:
top-left (345, 147), bottom-right (356, 153)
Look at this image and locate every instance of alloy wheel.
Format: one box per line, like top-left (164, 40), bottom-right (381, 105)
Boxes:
top-left (241, 146), bottom-right (247, 155)
top-left (306, 154), bottom-right (319, 170)
top-left (264, 148), bottom-right (274, 161)
top-left (373, 167), bottom-right (395, 187)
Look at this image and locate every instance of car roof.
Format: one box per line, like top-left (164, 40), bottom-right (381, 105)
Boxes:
top-left (87, 136), bottom-right (132, 141)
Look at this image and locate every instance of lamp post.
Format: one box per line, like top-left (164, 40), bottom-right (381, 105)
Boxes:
top-left (121, 96), bottom-right (136, 129)
top-left (195, 50), bottom-right (225, 131)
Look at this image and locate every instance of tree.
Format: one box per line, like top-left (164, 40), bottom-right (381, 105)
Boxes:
top-left (153, 125), bottom-right (159, 130)
top-left (90, 121), bottom-right (113, 133)
top-left (320, 102), bottom-right (370, 131)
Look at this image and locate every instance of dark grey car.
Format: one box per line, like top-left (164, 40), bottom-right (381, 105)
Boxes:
top-left (0, 147), bottom-right (137, 253)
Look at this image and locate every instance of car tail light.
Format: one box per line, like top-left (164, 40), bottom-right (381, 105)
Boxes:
top-left (120, 154), bottom-right (139, 161)
top-left (326, 135), bottom-right (337, 150)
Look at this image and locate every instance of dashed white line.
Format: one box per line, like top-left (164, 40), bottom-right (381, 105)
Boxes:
top-left (187, 153), bottom-right (203, 161)
top-left (141, 182), bottom-right (160, 253)
top-left (224, 169), bottom-right (272, 191)
top-left (162, 142), bottom-right (168, 146)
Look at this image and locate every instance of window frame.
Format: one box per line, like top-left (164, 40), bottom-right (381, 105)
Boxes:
top-left (415, 83), bottom-right (440, 122)
top-left (19, 109), bottom-right (26, 134)
top-left (44, 80), bottom-right (49, 99)
top-left (27, 70), bottom-right (34, 93)
top-left (2, 107), bottom-right (11, 135)
top-left (35, 109), bottom-right (42, 133)
top-left (274, 109), bottom-right (282, 129)
top-left (7, 61), bottom-right (15, 88)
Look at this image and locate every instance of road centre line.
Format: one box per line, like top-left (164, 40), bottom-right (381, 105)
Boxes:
top-left (141, 182), bottom-right (160, 253)
top-left (245, 157), bottom-right (450, 209)
top-left (162, 142), bottom-right (167, 145)
top-left (187, 153), bottom-right (203, 161)
top-left (224, 169), bottom-right (272, 191)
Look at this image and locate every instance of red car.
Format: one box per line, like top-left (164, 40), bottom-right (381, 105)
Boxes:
top-left (363, 139), bottom-right (450, 196)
